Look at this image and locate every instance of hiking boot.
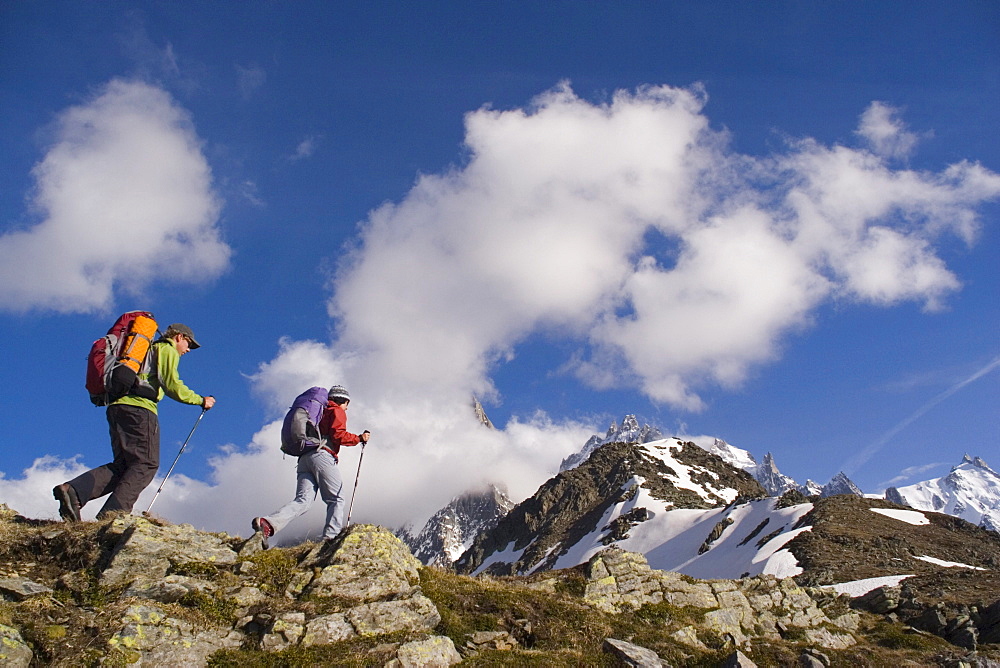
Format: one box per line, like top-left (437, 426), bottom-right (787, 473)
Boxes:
top-left (53, 484), bottom-right (82, 522)
top-left (251, 517), bottom-right (273, 549)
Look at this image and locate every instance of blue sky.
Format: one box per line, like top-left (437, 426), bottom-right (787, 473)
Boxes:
top-left (1, 2), bottom-right (997, 540)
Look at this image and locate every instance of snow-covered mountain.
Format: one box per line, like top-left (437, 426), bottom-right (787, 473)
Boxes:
top-left (577, 422), bottom-right (855, 499)
top-left (686, 436), bottom-right (805, 496)
top-left (457, 438), bottom-right (776, 577)
top-left (559, 415), bottom-right (663, 472)
top-left (415, 418), bottom-right (997, 568)
top-left (398, 483), bottom-right (514, 567)
top-left (454, 436), bottom-right (1000, 617)
top-left (885, 455), bottom-right (1000, 532)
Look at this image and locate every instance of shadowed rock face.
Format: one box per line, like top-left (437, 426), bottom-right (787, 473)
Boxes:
top-left (455, 440), bottom-right (767, 576)
top-left (401, 484), bottom-right (515, 568)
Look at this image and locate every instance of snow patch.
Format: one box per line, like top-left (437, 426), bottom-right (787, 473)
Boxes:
top-left (474, 539), bottom-right (526, 576)
top-left (827, 574), bottom-right (916, 597)
top-left (640, 439), bottom-right (739, 503)
top-left (870, 508), bottom-right (929, 525)
top-left (915, 555), bottom-right (986, 570)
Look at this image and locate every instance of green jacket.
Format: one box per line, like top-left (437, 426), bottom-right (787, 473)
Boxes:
top-left (112, 339), bottom-right (203, 415)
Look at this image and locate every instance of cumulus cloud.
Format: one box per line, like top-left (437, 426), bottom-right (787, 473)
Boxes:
top-left (0, 79), bottom-right (230, 313)
top-left (234, 339), bottom-right (595, 535)
top-left (328, 83), bottom-right (1000, 415)
top-left (188, 82), bottom-right (995, 537)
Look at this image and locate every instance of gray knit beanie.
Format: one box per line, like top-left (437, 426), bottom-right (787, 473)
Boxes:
top-left (328, 385), bottom-right (350, 402)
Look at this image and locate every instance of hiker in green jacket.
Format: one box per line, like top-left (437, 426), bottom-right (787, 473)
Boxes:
top-left (54, 324), bottom-right (216, 521)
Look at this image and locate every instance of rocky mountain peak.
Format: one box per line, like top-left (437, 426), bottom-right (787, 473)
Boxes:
top-left (887, 455), bottom-right (1000, 532)
top-left (399, 483), bottom-right (514, 567)
top-left (559, 414), bottom-right (664, 472)
top-left (820, 472), bottom-right (864, 498)
top-left (458, 438), bottom-right (768, 577)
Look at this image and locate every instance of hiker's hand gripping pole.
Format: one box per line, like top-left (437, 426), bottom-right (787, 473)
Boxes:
top-left (145, 408), bottom-right (208, 514)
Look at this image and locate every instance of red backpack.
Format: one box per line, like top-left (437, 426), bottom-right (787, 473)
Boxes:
top-left (85, 311), bottom-right (160, 406)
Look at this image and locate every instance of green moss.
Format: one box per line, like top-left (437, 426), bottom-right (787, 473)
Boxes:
top-left (178, 591), bottom-right (238, 626)
top-left (868, 619), bottom-right (948, 651)
top-left (246, 549), bottom-right (298, 595)
top-left (103, 647), bottom-right (142, 666)
top-left (208, 632), bottom-right (408, 667)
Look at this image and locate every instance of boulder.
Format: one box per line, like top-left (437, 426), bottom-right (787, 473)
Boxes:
top-left (304, 523), bottom-right (422, 601)
top-left (602, 637), bottom-right (669, 667)
top-left (583, 547), bottom-right (858, 649)
top-left (0, 623), bottom-right (33, 667)
top-left (107, 604), bottom-right (243, 665)
top-left (388, 635), bottom-right (463, 667)
top-left (101, 515), bottom-right (237, 588)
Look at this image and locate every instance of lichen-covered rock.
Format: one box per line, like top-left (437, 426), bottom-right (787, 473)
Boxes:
top-left (583, 547), bottom-right (858, 649)
top-left (720, 649), bottom-right (758, 667)
top-left (304, 524), bottom-right (422, 601)
top-left (302, 613), bottom-right (355, 646)
top-left (852, 585), bottom-right (902, 614)
top-left (108, 603), bottom-right (243, 666)
top-left (388, 635), bottom-right (463, 667)
top-left (101, 516), bottom-right (237, 588)
top-left (223, 585), bottom-right (268, 615)
top-left (262, 611), bottom-right (307, 651)
top-left (123, 573), bottom-right (215, 603)
top-left (703, 606), bottom-right (749, 645)
top-left (584, 547), bottom-right (717, 612)
top-left (346, 593), bottom-right (442, 636)
top-left (0, 623), bottom-right (33, 667)
top-left (602, 637), bottom-right (668, 667)
top-left (803, 626), bottom-right (857, 649)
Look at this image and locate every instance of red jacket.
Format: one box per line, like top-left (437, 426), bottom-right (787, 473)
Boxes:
top-left (318, 401), bottom-right (361, 459)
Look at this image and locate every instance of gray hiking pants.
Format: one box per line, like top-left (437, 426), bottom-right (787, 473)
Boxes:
top-left (264, 449), bottom-right (345, 539)
top-left (68, 404), bottom-right (160, 518)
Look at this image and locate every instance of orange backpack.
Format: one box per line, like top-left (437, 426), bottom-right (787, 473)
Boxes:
top-left (85, 311), bottom-right (160, 406)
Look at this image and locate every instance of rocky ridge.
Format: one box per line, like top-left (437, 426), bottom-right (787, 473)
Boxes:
top-left (456, 438), bottom-right (768, 577)
top-left (0, 504), bottom-right (998, 666)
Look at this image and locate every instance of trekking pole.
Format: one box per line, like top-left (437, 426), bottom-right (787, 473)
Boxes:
top-left (145, 408), bottom-right (207, 514)
top-left (345, 438), bottom-right (368, 527)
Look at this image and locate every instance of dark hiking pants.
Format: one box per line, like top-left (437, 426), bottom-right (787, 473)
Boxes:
top-left (68, 403), bottom-right (160, 518)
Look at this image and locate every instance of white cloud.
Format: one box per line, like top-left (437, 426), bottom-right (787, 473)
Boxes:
top-left (291, 135), bottom-right (321, 161)
top-left (0, 79), bottom-right (231, 313)
top-left (329, 82), bottom-right (999, 414)
top-left (856, 101), bottom-right (920, 160)
top-left (0, 456), bottom-right (90, 521)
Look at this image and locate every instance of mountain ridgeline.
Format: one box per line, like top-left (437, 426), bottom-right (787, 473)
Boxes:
top-left (401, 415), bottom-right (999, 576)
top-left (454, 438), bottom-right (768, 576)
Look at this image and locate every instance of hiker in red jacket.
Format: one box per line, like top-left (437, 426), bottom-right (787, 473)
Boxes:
top-left (252, 385), bottom-right (369, 547)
